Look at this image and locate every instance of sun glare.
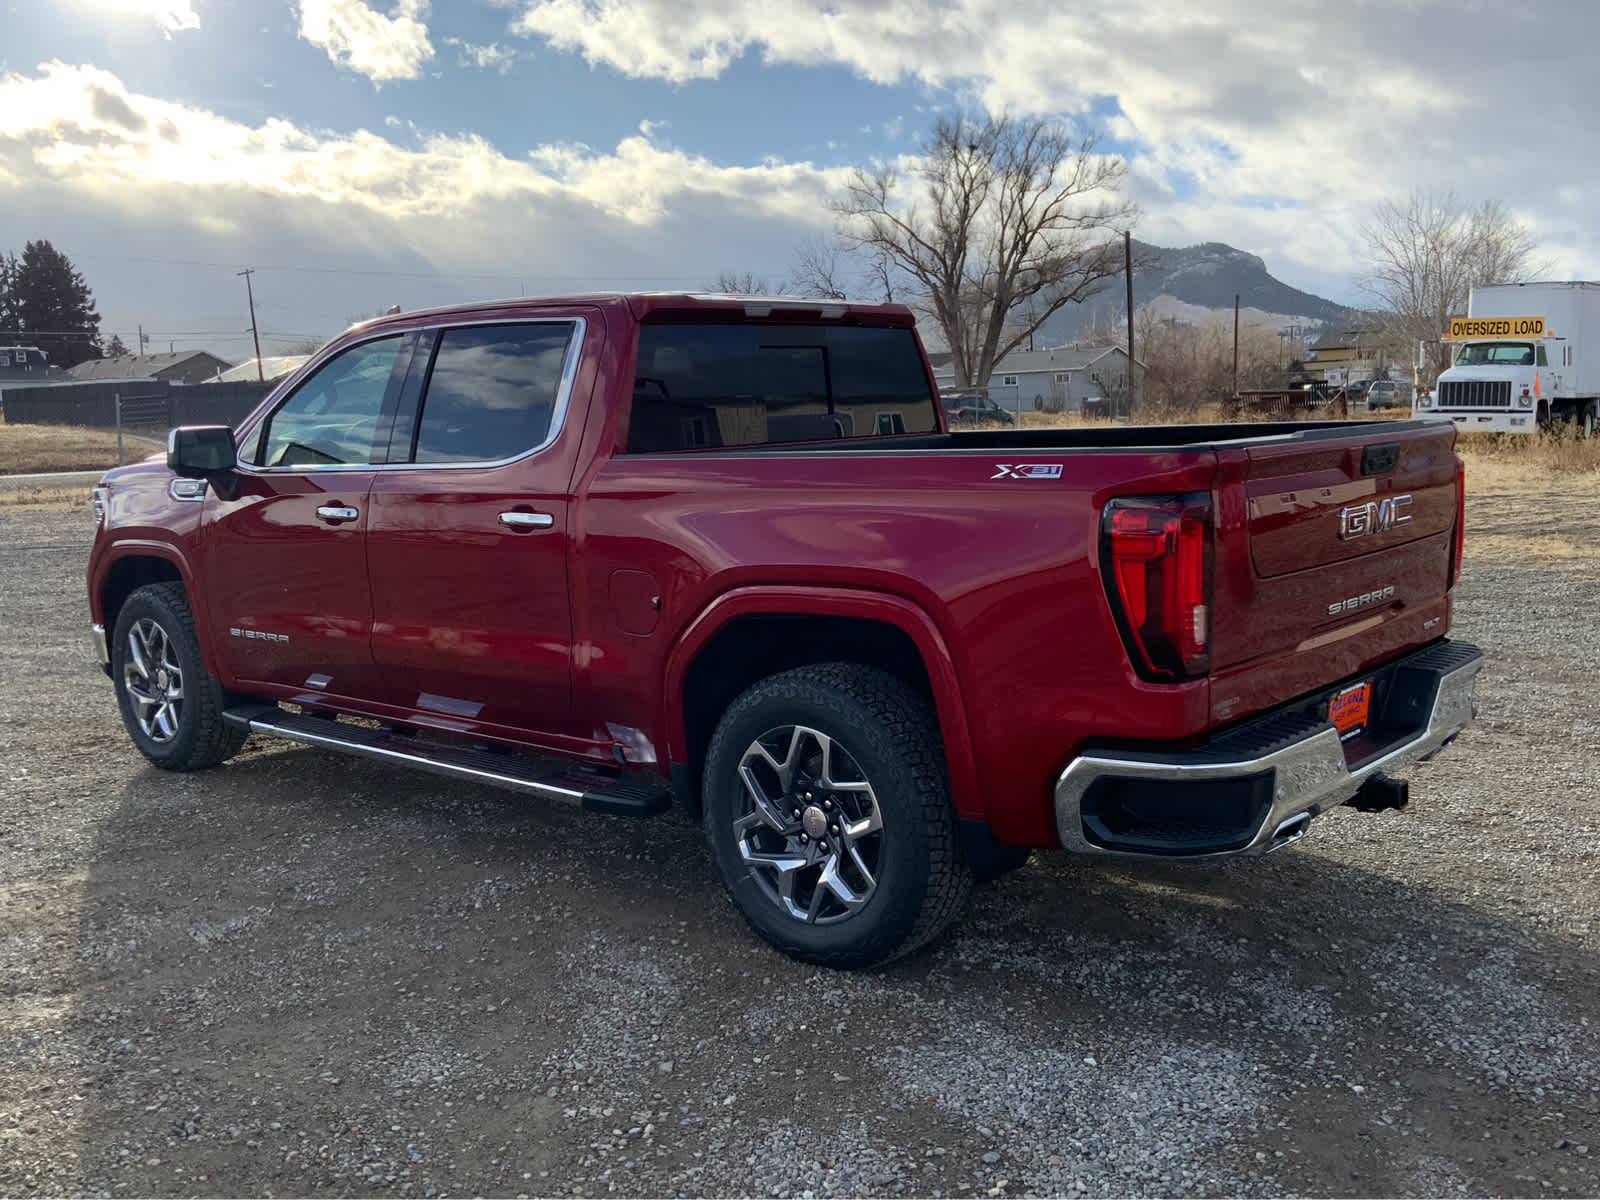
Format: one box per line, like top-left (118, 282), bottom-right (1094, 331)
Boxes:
top-left (93, 0), bottom-right (200, 35)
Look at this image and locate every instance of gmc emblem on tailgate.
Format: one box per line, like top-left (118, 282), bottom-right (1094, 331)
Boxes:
top-left (1338, 494), bottom-right (1412, 540)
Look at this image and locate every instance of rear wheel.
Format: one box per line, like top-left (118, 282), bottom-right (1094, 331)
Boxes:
top-left (701, 664), bottom-right (971, 967)
top-left (111, 582), bottom-right (246, 770)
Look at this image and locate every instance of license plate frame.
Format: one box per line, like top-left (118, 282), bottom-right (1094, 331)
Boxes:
top-left (1329, 679), bottom-right (1373, 739)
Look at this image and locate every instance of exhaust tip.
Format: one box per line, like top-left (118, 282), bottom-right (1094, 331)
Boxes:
top-left (1266, 811), bottom-right (1312, 853)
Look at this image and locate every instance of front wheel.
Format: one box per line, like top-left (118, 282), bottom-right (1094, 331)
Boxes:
top-left (701, 664), bottom-right (971, 967)
top-left (111, 582), bottom-right (246, 770)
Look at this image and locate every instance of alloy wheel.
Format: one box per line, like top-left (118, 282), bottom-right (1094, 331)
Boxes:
top-left (123, 617), bottom-right (185, 743)
top-left (731, 725), bottom-right (883, 925)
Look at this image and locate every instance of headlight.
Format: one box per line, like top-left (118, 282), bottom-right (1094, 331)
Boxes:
top-left (91, 486), bottom-right (110, 528)
top-left (1517, 389), bottom-right (1534, 410)
top-left (1417, 394), bottom-right (1433, 409)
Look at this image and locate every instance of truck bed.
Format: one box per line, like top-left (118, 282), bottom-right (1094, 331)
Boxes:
top-left (704, 418), bottom-right (1442, 454)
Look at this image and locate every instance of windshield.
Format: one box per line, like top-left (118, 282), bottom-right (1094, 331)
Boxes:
top-left (1455, 341), bottom-right (1535, 366)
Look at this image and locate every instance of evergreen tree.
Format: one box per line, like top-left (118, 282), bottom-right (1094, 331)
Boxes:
top-left (12, 240), bottom-right (102, 367)
top-left (105, 333), bottom-right (130, 358)
top-left (0, 253), bottom-right (18, 343)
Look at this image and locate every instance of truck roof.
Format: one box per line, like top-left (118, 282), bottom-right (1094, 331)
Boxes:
top-left (1472, 280), bottom-right (1600, 292)
top-left (350, 292), bottom-right (918, 337)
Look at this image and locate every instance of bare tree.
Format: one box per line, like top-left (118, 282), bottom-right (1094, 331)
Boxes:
top-left (787, 235), bottom-right (849, 300)
top-left (837, 113), bottom-right (1134, 389)
top-left (1361, 191), bottom-right (1544, 383)
top-left (708, 272), bottom-right (784, 296)
top-left (788, 234), bottom-right (901, 303)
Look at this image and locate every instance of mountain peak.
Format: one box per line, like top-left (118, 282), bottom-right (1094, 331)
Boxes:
top-left (1167, 242), bottom-right (1268, 276)
top-left (1046, 240), bottom-right (1354, 344)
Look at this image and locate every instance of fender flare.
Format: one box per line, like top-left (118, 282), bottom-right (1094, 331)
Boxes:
top-left (95, 540), bottom-right (222, 680)
top-left (661, 585), bottom-right (985, 821)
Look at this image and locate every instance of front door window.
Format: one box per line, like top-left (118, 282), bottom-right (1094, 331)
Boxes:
top-left (257, 336), bottom-right (406, 468)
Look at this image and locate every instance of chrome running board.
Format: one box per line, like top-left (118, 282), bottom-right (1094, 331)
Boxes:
top-left (223, 704), bottom-right (671, 817)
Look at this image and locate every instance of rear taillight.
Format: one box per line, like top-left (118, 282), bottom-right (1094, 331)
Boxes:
top-left (1100, 493), bottom-right (1213, 681)
top-left (1450, 459), bottom-right (1466, 587)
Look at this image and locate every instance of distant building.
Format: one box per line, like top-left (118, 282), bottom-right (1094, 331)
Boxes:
top-left (209, 355), bottom-right (311, 384)
top-left (932, 344), bottom-right (1143, 415)
top-left (0, 345), bottom-right (69, 395)
top-left (67, 350), bottom-right (232, 386)
top-left (1303, 325), bottom-right (1398, 386)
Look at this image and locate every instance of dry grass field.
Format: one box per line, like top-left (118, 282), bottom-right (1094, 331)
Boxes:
top-left (0, 422), bottom-right (161, 475)
top-left (1456, 432), bottom-right (1600, 567)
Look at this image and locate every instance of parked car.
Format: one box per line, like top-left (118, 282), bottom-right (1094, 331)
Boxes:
top-left (1365, 380), bottom-right (1401, 410)
top-left (87, 292), bottom-right (1481, 968)
top-left (943, 391), bottom-right (1015, 426)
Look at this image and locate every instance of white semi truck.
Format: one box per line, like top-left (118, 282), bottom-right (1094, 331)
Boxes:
top-left (1417, 281), bottom-right (1600, 436)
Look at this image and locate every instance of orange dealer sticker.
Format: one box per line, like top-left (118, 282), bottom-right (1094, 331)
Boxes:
top-left (1329, 680), bottom-right (1373, 739)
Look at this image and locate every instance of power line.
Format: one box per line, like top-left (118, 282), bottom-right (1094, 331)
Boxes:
top-left (1, 328), bottom-right (325, 338)
top-left (64, 252), bottom-right (712, 283)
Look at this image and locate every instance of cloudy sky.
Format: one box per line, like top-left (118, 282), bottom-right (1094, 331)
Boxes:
top-left (1, 0), bottom-right (1594, 362)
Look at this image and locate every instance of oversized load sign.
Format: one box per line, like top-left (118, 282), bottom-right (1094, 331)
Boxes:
top-left (1446, 316), bottom-right (1546, 339)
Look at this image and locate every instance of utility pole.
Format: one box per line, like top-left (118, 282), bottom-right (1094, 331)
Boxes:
top-left (1232, 293), bottom-right (1240, 399)
top-left (1123, 231), bottom-right (1135, 420)
top-left (238, 268), bottom-right (263, 381)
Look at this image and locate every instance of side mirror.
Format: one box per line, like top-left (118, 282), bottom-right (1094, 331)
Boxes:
top-left (167, 426), bottom-right (238, 477)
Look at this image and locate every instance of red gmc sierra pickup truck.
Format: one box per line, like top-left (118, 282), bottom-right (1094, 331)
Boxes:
top-left (87, 293), bottom-right (1483, 966)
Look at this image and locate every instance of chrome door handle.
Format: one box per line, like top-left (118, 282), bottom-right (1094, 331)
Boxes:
top-left (315, 505), bottom-right (359, 523)
top-left (499, 511), bottom-right (555, 530)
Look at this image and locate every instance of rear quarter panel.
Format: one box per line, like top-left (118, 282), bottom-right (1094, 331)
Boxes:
top-left (577, 446), bottom-right (1220, 846)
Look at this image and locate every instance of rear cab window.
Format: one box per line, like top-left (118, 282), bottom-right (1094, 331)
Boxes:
top-left (626, 322), bottom-right (939, 452)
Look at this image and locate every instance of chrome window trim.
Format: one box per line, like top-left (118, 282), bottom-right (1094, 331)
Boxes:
top-left (233, 316), bottom-right (588, 476)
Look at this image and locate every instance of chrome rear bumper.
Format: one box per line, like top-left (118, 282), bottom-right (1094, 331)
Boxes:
top-left (1054, 640), bottom-right (1483, 860)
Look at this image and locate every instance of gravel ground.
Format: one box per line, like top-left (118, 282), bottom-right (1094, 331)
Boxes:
top-left (2, 498), bottom-right (1598, 1198)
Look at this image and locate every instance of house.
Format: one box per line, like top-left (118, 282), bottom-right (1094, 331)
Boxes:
top-left (209, 355), bottom-right (311, 384)
top-left (1303, 325), bottom-right (1398, 386)
top-left (67, 350), bottom-right (233, 386)
top-left (0, 345), bottom-right (69, 396)
top-left (932, 344), bottom-right (1142, 415)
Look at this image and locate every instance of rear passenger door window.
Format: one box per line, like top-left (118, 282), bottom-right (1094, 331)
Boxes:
top-left (408, 323), bottom-right (577, 463)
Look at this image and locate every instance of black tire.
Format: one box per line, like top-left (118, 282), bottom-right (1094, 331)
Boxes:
top-left (701, 663), bottom-right (971, 967)
top-left (111, 582), bottom-right (247, 771)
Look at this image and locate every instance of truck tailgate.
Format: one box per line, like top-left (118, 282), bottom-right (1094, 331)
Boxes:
top-left (1208, 422), bottom-right (1460, 723)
